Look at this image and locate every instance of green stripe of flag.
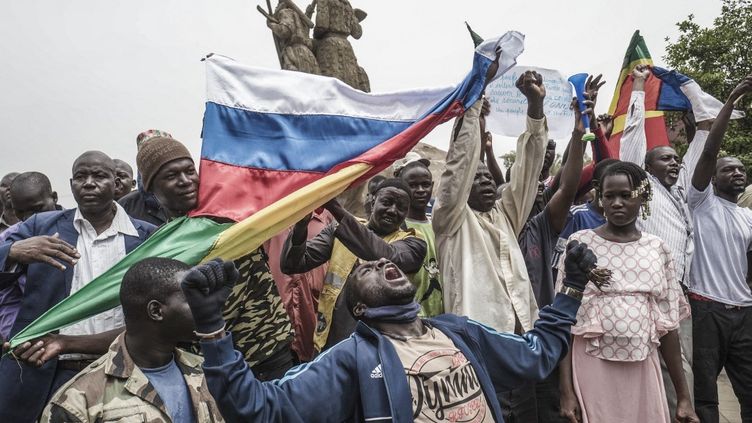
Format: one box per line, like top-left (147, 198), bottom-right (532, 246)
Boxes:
top-left (8, 216), bottom-right (231, 349)
top-left (620, 30), bottom-right (652, 70)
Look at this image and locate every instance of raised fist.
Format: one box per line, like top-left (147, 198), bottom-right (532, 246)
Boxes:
top-left (563, 240), bottom-right (597, 292)
top-left (181, 259), bottom-right (240, 334)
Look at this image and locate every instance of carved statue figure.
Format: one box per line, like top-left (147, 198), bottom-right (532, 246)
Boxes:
top-left (306, 0), bottom-right (370, 92)
top-left (259, 0), bottom-right (320, 74)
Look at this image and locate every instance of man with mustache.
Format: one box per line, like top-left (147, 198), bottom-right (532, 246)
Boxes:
top-left (281, 179), bottom-right (426, 353)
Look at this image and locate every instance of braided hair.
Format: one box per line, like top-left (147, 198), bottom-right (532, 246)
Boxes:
top-left (596, 161), bottom-right (653, 219)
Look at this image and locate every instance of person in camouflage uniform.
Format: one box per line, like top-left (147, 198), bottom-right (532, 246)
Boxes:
top-left (41, 258), bottom-right (224, 423)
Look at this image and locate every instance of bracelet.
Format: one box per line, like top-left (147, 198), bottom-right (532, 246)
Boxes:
top-left (559, 286), bottom-right (584, 301)
top-left (194, 324), bottom-right (226, 341)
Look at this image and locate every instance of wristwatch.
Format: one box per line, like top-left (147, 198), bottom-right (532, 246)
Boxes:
top-left (559, 286), bottom-right (584, 301)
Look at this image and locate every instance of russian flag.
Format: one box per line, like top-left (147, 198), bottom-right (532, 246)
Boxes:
top-left (190, 31), bottom-right (525, 223)
top-left (7, 31), bottom-right (525, 348)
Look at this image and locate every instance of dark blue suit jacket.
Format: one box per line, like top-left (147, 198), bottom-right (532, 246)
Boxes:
top-left (0, 209), bottom-right (155, 422)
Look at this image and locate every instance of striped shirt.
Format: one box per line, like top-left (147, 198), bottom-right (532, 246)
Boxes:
top-left (620, 91), bottom-right (708, 285)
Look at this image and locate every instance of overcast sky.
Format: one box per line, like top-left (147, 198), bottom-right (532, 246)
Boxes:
top-left (0, 0), bottom-right (720, 205)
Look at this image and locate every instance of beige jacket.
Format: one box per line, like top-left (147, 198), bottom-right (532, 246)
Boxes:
top-left (433, 100), bottom-right (547, 332)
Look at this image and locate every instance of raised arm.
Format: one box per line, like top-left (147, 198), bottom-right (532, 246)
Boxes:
top-left (692, 75), bottom-right (752, 191)
top-left (431, 101), bottom-right (483, 236)
top-left (547, 106), bottom-right (589, 233)
top-left (500, 70), bottom-right (548, 235)
top-left (676, 119), bottom-right (713, 192)
top-left (280, 215), bottom-right (337, 275)
top-left (619, 65), bottom-right (651, 166)
top-left (547, 76), bottom-right (603, 233)
top-left (433, 50), bottom-right (500, 236)
top-left (181, 260), bottom-right (357, 423)
top-left (330, 207), bottom-right (426, 273)
top-left (484, 131), bottom-right (505, 186)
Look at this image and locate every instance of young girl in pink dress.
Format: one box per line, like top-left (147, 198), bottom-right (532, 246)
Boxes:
top-left (557, 162), bottom-right (698, 423)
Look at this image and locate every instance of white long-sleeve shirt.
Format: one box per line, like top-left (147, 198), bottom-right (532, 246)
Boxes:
top-left (619, 90), bottom-right (707, 285)
top-left (433, 101), bottom-right (547, 332)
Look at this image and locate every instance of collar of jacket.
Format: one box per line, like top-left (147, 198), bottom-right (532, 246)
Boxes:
top-left (103, 332), bottom-right (205, 411)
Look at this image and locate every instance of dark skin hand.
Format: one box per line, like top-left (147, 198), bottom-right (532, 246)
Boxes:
top-left (3, 334), bottom-right (67, 367)
top-left (515, 70), bottom-right (546, 119)
top-left (583, 74), bottom-right (606, 131)
top-left (546, 97), bottom-right (592, 233)
top-left (7, 232), bottom-right (79, 271)
top-left (291, 198), bottom-right (348, 244)
top-left (597, 114), bottom-right (614, 139)
top-left (659, 330), bottom-right (700, 422)
top-left (3, 328), bottom-right (122, 367)
top-left (631, 64), bottom-right (651, 92)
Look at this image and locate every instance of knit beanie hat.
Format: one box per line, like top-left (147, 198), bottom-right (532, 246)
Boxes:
top-left (136, 137), bottom-right (193, 191)
top-left (136, 129), bottom-right (174, 149)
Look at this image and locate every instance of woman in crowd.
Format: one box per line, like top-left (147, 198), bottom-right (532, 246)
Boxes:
top-left (557, 161), bottom-right (698, 423)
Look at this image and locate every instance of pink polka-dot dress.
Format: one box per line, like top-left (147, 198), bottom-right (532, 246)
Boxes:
top-left (556, 230), bottom-right (690, 423)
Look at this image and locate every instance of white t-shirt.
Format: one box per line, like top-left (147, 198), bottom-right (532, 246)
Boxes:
top-left (688, 185), bottom-right (752, 306)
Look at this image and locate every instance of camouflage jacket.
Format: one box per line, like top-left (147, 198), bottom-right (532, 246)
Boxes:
top-left (221, 248), bottom-right (293, 367)
top-left (41, 332), bottom-right (224, 423)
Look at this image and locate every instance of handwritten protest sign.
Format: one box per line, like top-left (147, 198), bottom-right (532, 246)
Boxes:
top-left (485, 65), bottom-right (574, 140)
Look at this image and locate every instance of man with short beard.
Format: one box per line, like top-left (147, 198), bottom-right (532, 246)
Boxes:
top-left (182, 240), bottom-right (597, 423)
top-left (281, 179), bottom-right (427, 352)
top-left (0, 151), bottom-right (156, 423)
top-left (686, 74), bottom-right (752, 422)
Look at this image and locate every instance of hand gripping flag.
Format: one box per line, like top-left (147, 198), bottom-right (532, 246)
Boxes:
top-left (8, 31), bottom-right (525, 349)
top-left (607, 30), bottom-right (667, 154)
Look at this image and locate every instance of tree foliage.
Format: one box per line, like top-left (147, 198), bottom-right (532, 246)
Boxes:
top-left (664, 0), bottom-right (752, 172)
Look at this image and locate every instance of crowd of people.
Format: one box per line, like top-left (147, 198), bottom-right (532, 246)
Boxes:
top-left (0, 65), bottom-right (750, 423)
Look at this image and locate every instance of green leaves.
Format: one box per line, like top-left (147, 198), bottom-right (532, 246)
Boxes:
top-left (665, 0), bottom-right (752, 173)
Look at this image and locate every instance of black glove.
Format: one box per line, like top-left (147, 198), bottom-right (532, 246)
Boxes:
top-left (180, 258), bottom-right (240, 334)
top-left (563, 240), bottom-right (597, 292)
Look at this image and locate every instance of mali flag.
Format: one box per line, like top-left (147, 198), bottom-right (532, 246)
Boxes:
top-left (8, 31), bottom-right (525, 349)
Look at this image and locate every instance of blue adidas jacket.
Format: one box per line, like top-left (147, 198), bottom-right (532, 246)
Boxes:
top-left (201, 293), bottom-right (580, 422)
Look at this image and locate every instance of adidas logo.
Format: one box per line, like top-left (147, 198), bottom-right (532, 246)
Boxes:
top-left (370, 364), bottom-right (383, 379)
